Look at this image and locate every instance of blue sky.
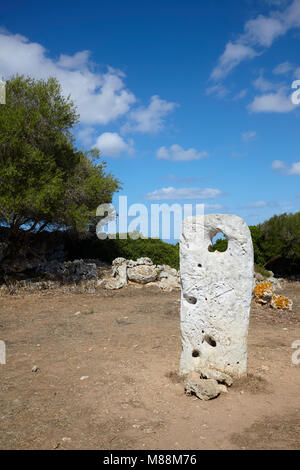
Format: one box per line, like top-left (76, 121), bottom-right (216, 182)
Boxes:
top-left (1, 0), bottom-right (300, 239)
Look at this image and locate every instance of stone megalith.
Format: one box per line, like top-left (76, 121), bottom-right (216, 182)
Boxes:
top-left (179, 214), bottom-right (254, 377)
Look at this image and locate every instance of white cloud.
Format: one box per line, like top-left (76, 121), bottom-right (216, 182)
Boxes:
top-left (57, 50), bottom-right (91, 70)
top-left (253, 72), bottom-right (279, 92)
top-left (247, 200), bottom-right (268, 208)
top-left (211, 42), bottom-right (257, 81)
top-left (94, 132), bottom-right (134, 157)
top-left (203, 203), bottom-right (224, 210)
top-left (272, 159), bottom-right (300, 174)
top-left (244, 16), bottom-right (286, 47)
top-left (273, 61), bottom-right (294, 75)
top-left (241, 199), bottom-right (281, 209)
top-left (272, 159), bottom-right (286, 170)
top-left (0, 31), bottom-right (136, 125)
top-left (206, 83), bottom-right (229, 98)
top-left (122, 95), bottom-right (178, 134)
top-left (233, 89), bottom-right (248, 100)
top-left (243, 200), bottom-right (280, 208)
top-left (264, 1), bottom-right (289, 5)
top-left (156, 145), bottom-right (208, 162)
top-left (242, 130), bottom-right (257, 142)
top-left (289, 162), bottom-right (300, 174)
top-left (145, 187), bottom-right (222, 200)
top-left (248, 88), bottom-right (296, 112)
top-left (210, 0), bottom-right (300, 81)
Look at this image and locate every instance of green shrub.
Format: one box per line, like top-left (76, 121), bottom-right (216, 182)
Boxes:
top-left (254, 264), bottom-right (271, 278)
top-left (67, 233), bottom-right (180, 269)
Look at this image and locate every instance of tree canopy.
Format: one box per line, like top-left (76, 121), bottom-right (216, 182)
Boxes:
top-left (0, 75), bottom-right (121, 237)
top-left (257, 212), bottom-right (300, 273)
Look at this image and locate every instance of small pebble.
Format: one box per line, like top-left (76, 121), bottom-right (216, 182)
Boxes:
top-left (80, 376), bottom-right (89, 381)
top-left (32, 365), bottom-right (39, 373)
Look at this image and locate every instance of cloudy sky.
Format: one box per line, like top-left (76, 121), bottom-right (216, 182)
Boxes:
top-left (1, 0), bottom-right (300, 239)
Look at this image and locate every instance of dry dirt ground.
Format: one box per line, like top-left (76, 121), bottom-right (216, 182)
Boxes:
top-left (0, 282), bottom-right (300, 450)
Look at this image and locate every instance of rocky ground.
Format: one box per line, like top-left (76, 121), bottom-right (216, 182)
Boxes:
top-left (0, 281), bottom-right (299, 450)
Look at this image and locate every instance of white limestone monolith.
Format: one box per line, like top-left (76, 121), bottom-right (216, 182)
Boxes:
top-left (179, 214), bottom-right (254, 377)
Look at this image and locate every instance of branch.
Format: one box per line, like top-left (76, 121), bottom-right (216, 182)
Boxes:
top-left (264, 255), bottom-right (282, 267)
top-left (36, 222), bottom-right (49, 233)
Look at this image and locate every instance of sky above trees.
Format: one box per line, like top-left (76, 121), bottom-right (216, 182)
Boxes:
top-left (1, 0), bottom-right (300, 239)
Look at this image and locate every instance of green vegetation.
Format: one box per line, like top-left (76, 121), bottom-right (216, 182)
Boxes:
top-left (68, 234), bottom-right (180, 270)
top-left (73, 211), bottom-right (300, 275)
top-left (254, 264), bottom-right (271, 278)
top-left (208, 237), bottom-right (228, 252)
top-left (208, 213), bottom-right (300, 276)
top-left (0, 76), bottom-right (120, 260)
top-left (253, 212), bottom-right (300, 275)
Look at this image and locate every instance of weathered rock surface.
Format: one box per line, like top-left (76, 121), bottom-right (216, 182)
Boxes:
top-left (127, 265), bottom-right (158, 284)
top-left (254, 272), bottom-right (265, 282)
top-left (184, 372), bottom-right (221, 400)
top-left (253, 281), bottom-right (292, 310)
top-left (199, 368), bottom-right (233, 387)
top-left (37, 259), bottom-right (98, 282)
top-left (270, 294), bottom-right (293, 311)
top-left (184, 369), bottom-right (232, 400)
top-left (180, 214), bottom-right (254, 378)
top-left (158, 277), bottom-right (181, 292)
top-left (135, 257), bottom-right (153, 266)
top-left (101, 257), bottom-right (128, 289)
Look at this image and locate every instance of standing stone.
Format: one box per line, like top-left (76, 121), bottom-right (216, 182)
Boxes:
top-left (179, 214), bottom-right (254, 377)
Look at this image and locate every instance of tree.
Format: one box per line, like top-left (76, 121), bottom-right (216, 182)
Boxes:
top-left (249, 225), bottom-right (266, 267)
top-left (0, 75), bottom-right (121, 247)
top-left (258, 213), bottom-right (300, 271)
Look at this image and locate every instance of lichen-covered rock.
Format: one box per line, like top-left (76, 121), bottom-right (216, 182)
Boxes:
top-left (37, 259), bottom-right (98, 282)
top-left (127, 265), bottom-right (158, 284)
top-left (271, 294), bottom-right (293, 311)
top-left (112, 257), bottom-right (127, 267)
top-left (254, 272), bottom-right (265, 282)
top-left (158, 277), bottom-right (180, 292)
top-left (157, 265), bottom-right (178, 279)
top-left (253, 281), bottom-right (274, 301)
top-left (157, 264), bottom-right (180, 291)
top-left (103, 278), bottom-right (126, 290)
top-left (184, 372), bottom-right (221, 400)
top-left (111, 258), bottom-right (127, 287)
top-left (199, 368), bottom-right (233, 387)
top-left (136, 257), bottom-right (153, 266)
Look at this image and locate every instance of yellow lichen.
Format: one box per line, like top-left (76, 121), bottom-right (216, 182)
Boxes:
top-left (271, 294), bottom-right (293, 311)
top-left (253, 282), bottom-right (273, 299)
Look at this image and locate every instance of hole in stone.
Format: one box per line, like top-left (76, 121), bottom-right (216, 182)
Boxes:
top-left (192, 349), bottom-right (200, 357)
top-left (203, 335), bottom-right (217, 347)
top-left (183, 293), bottom-right (197, 305)
top-left (198, 263), bottom-right (202, 268)
top-left (208, 231), bottom-right (228, 252)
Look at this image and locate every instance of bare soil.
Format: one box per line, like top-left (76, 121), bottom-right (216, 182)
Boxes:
top-left (0, 282), bottom-right (300, 450)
